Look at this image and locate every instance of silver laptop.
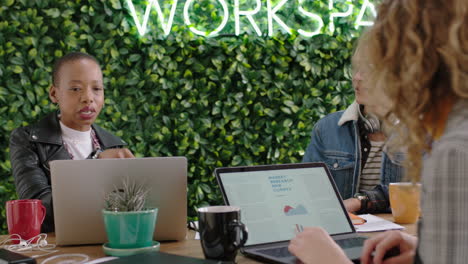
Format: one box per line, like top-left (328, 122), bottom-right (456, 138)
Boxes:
top-left (215, 162), bottom-right (365, 264)
top-left (50, 157), bottom-right (187, 245)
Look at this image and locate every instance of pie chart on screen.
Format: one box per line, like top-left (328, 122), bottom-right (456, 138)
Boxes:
top-left (283, 204), bottom-right (308, 216)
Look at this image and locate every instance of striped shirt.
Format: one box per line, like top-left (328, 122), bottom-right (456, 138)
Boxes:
top-left (416, 99), bottom-right (468, 264)
top-left (359, 140), bottom-right (384, 192)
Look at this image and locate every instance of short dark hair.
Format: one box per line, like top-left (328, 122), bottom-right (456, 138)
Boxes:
top-left (52, 52), bottom-right (100, 86)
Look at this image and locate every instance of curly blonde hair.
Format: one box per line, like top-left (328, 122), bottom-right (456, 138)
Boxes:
top-left (356, 0), bottom-right (468, 181)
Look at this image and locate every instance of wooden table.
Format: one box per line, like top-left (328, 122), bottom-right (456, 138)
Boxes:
top-left (2, 214), bottom-right (416, 264)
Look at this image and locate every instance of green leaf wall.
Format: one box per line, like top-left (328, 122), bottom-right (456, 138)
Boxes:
top-left (0, 0), bottom-right (368, 233)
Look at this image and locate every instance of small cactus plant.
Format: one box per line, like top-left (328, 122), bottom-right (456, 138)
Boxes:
top-left (104, 177), bottom-right (148, 212)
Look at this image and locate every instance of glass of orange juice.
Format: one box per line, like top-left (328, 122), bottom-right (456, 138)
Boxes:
top-left (389, 182), bottom-right (421, 224)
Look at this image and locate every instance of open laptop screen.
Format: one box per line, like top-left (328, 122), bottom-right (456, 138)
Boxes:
top-left (217, 164), bottom-right (353, 246)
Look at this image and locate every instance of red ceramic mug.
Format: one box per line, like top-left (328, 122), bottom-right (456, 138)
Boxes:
top-left (6, 199), bottom-right (46, 244)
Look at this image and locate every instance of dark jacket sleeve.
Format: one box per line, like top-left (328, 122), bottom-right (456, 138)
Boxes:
top-left (362, 152), bottom-right (404, 214)
top-left (362, 185), bottom-right (391, 213)
top-left (9, 127), bottom-right (54, 232)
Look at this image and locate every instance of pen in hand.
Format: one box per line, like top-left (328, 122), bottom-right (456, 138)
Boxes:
top-left (295, 224), bottom-right (304, 234)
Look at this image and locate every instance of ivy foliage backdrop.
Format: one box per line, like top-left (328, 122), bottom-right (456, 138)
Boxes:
top-left (0, 0), bottom-right (370, 233)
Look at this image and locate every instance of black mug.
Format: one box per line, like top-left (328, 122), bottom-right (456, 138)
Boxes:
top-left (198, 206), bottom-right (248, 262)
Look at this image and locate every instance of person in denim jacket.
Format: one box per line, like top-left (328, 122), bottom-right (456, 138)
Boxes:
top-left (303, 68), bottom-right (404, 214)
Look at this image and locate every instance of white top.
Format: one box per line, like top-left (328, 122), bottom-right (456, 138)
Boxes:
top-left (59, 121), bottom-right (93, 160)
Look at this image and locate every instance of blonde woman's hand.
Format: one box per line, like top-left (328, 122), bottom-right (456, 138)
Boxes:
top-left (98, 148), bottom-right (135, 159)
top-left (361, 230), bottom-right (417, 264)
top-left (288, 227), bottom-right (352, 264)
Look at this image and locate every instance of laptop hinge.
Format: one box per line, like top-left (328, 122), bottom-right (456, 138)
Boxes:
top-left (241, 241), bottom-right (290, 253)
top-left (333, 233), bottom-right (363, 240)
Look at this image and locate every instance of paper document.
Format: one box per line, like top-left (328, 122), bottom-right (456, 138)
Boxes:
top-left (354, 214), bottom-right (404, 233)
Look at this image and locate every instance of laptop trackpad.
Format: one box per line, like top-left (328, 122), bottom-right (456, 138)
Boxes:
top-left (343, 246), bottom-right (362, 261)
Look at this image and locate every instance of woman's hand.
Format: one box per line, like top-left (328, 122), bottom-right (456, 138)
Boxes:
top-left (98, 148), bottom-right (135, 159)
top-left (288, 227), bottom-right (352, 264)
top-left (361, 230), bottom-right (417, 264)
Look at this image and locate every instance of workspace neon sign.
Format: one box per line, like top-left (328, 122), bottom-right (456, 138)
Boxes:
top-left (126, 0), bottom-right (376, 37)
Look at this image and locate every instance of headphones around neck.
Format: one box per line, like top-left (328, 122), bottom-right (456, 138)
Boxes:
top-left (358, 105), bottom-right (381, 134)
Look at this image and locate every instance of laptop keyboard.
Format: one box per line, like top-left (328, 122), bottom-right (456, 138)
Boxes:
top-left (335, 237), bottom-right (366, 248)
top-left (257, 247), bottom-right (292, 258)
top-left (255, 237), bottom-right (366, 259)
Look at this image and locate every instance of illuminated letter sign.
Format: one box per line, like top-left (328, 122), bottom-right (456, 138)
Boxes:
top-left (297, 0), bottom-right (324, 37)
top-left (184, 0), bottom-right (229, 36)
top-left (155, 0), bottom-right (178, 35)
top-left (127, 0), bottom-right (154, 36)
top-left (328, 0), bottom-right (353, 33)
top-left (267, 0), bottom-right (291, 36)
top-left (127, 0), bottom-right (178, 36)
top-left (234, 0), bottom-right (262, 36)
top-left (125, 0), bottom-right (376, 37)
top-left (355, 0), bottom-right (376, 29)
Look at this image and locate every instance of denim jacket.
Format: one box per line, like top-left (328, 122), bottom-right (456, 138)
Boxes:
top-left (302, 102), bottom-right (404, 213)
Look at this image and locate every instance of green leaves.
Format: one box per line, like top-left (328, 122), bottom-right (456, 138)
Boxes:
top-left (44, 8), bottom-right (60, 18)
top-left (12, 65), bottom-right (23, 74)
top-left (110, 0), bottom-right (122, 10)
top-left (0, 0), bottom-right (360, 230)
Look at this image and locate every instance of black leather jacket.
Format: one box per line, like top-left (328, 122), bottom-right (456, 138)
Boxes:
top-left (9, 112), bottom-right (126, 232)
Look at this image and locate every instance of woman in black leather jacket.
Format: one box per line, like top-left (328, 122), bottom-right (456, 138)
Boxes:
top-left (9, 52), bottom-right (134, 232)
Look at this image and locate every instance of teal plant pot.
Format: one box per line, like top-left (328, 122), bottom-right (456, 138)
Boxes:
top-left (102, 208), bottom-right (158, 249)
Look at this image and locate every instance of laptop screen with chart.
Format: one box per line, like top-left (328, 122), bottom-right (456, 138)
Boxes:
top-left (216, 163), bottom-right (354, 246)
